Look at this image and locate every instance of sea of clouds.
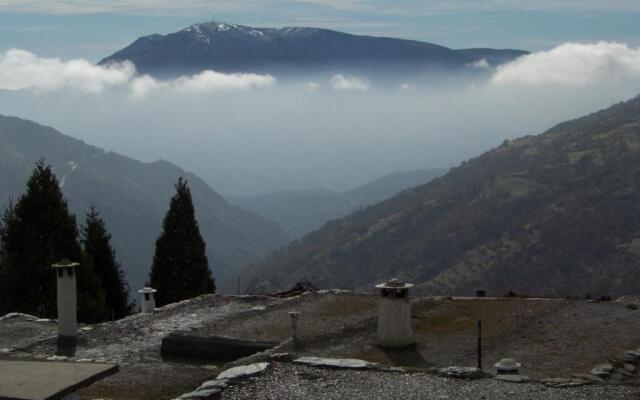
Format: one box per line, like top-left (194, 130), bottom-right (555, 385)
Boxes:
top-left (1, 42), bottom-right (640, 195)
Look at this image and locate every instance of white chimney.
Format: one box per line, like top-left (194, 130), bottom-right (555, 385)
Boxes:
top-left (375, 279), bottom-right (415, 347)
top-left (138, 287), bottom-right (157, 313)
top-left (51, 259), bottom-right (80, 338)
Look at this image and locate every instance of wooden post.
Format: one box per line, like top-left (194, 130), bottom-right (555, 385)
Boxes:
top-left (477, 320), bottom-right (482, 370)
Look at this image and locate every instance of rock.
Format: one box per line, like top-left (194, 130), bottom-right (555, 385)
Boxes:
top-left (46, 355), bottom-right (68, 361)
top-left (250, 306), bottom-right (267, 311)
top-left (294, 356), bottom-right (376, 369)
top-left (609, 372), bottom-right (625, 382)
top-left (217, 362), bottom-right (269, 380)
top-left (197, 379), bottom-right (228, 390)
top-left (179, 388), bottom-right (222, 399)
top-left (625, 351), bottom-right (640, 364)
top-left (495, 375), bottom-right (530, 383)
top-left (615, 295), bottom-right (640, 309)
top-left (269, 353), bottom-right (293, 361)
top-left (542, 378), bottom-right (590, 387)
top-left (437, 366), bottom-right (489, 380)
top-left (615, 368), bottom-right (633, 377)
top-left (591, 363), bottom-right (614, 376)
top-left (623, 363), bottom-right (636, 372)
top-left (0, 312), bottom-right (38, 321)
top-left (571, 373), bottom-right (605, 383)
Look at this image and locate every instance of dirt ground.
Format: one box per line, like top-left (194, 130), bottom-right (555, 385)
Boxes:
top-left (182, 292), bottom-right (640, 379)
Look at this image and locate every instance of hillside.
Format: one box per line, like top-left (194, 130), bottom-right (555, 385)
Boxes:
top-left (99, 21), bottom-right (527, 77)
top-left (244, 96), bottom-right (640, 297)
top-left (0, 115), bottom-right (287, 293)
top-left (231, 168), bottom-right (446, 239)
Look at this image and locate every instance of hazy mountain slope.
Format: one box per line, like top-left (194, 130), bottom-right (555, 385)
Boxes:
top-left (231, 168), bottom-right (446, 239)
top-left (0, 115), bottom-right (287, 293)
top-left (244, 96), bottom-right (640, 297)
top-left (99, 21), bottom-right (527, 77)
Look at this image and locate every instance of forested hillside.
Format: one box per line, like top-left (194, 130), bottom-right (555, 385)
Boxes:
top-left (244, 96), bottom-right (640, 297)
top-left (0, 115), bottom-right (287, 294)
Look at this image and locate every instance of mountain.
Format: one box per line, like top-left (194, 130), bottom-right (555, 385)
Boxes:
top-left (230, 168), bottom-right (447, 240)
top-left (0, 115), bottom-right (288, 294)
top-left (243, 96), bottom-right (640, 297)
top-left (99, 21), bottom-right (527, 77)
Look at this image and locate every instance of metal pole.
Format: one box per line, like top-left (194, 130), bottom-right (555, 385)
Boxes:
top-left (477, 320), bottom-right (482, 370)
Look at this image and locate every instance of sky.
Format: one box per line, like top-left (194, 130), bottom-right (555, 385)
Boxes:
top-left (0, 1), bottom-right (639, 196)
top-left (1, 1), bottom-right (639, 61)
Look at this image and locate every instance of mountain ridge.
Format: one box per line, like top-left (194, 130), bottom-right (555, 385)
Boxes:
top-left (231, 168), bottom-right (447, 240)
top-left (0, 115), bottom-right (288, 294)
top-left (99, 21), bottom-right (528, 77)
top-left (242, 95), bottom-right (640, 297)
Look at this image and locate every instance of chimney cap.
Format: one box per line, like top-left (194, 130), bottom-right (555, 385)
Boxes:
top-left (51, 258), bottom-right (80, 268)
top-left (138, 287), bottom-right (157, 294)
top-left (375, 278), bottom-right (414, 290)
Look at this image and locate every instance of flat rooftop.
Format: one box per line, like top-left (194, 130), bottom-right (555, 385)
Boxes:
top-left (0, 360), bottom-right (117, 400)
top-left (1, 292), bottom-right (640, 399)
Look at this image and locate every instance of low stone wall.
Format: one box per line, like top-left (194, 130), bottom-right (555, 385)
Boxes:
top-left (161, 333), bottom-right (277, 362)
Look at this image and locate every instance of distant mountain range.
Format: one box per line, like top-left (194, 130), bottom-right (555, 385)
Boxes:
top-left (230, 168), bottom-right (446, 240)
top-left (99, 21), bottom-right (527, 77)
top-left (0, 115), bottom-right (288, 294)
top-left (243, 95), bottom-right (640, 297)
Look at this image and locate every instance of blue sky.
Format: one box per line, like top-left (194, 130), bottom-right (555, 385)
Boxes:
top-left (0, 0), bottom-right (639, 61)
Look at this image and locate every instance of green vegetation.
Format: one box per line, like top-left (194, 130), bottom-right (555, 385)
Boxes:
top-left (245, 95), bottom-right (640, 297)
top-left (150, 178), bottom-right (215, 306)
top-left (0, 114), bottom-right (287, 294)
top-left (82, 205), bottom-right (131, 319)
top-left (0, 161), bottom-right (107, 321)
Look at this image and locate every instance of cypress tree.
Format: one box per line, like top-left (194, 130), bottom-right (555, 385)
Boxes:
top-left (81, 205), bottom-right (131, 320)
top-left (149, 178), bottom-right (214, 306)
top-left (0, 161), bottom-right (107, 321)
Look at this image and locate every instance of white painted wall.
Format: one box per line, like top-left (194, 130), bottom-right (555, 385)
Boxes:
top-left (56, 268), bottom-right (77, 338)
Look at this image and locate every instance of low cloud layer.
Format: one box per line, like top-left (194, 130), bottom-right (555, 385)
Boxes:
top-left (0, 49), bottom-right (135, 93)
top-left (330, 74), bottom-right (370, 91)
top-left (0, 49), bottom-right (277, 97)
top-left (491, 42), bottom-right (640, 86)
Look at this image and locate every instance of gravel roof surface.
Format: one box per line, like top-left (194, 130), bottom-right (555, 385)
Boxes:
top-left (221, 362), bottom-right (640, 400)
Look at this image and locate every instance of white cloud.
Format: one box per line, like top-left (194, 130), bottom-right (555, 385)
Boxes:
top-left (490, 42), bottom-right (640, 86)
top-left (330, 74), bottom-right (369, 91)
top-left (469, 58), bottom-right (490, 70)
top-left (172, 70), bottom-right (276, 93)
top-left (296, 81), bottom-right (321, 91)
top-left (0, 49), bottom-right (277, 97)
top-left (0, 48), bottom-right (135, 93)
top-left (129, 75), bottom-right (165, 98)
top-left (3, 0), bottom-right (640, 15)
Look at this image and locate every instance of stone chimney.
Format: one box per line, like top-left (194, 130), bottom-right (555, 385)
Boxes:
top-left (51, 259), bottom-right (80, 338)
top-left (138, 287), bottom-right (157, 313)
top-left (375, 279), bottom-right (415, 347)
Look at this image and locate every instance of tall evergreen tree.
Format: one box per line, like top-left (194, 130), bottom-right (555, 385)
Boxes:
top-left (82, 205), bottom-right (131, 320)
top-left (0, 161), bottom-right (107, 321)
top-left (149, 178), bottom-right (214, 306)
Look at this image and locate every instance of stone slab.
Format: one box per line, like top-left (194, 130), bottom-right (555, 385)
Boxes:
top-left (294, 357), bottom-right (375, 369)
top-left (0, 360), bottom-right (118, 400)
top-left (216, 363), bottom-right (268, 380)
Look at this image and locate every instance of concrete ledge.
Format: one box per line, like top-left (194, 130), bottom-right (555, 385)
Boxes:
top-left (0, 360), bottom-right (118, 400)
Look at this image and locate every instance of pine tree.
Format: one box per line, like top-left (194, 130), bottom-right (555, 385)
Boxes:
top-left (0, 161), bottom-right (107, 321)
top-left (82, 205), bottom-right (131, 320)
top-left (149, 178), bottom-right (214, 306)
